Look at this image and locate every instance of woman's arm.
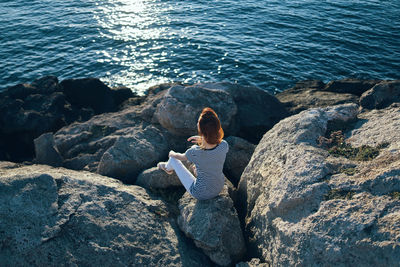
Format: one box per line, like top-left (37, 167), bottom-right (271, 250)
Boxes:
top-left (169, 150), bottom-right (188, 161)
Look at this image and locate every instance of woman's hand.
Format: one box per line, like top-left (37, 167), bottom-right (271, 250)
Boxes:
top-left (187, 135), bottom-right (201, 143)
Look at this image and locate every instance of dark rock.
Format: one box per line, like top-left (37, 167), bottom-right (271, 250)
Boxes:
top-left (146, 82), bottom-right (181, 96)
top-left (0, 90), bottom-right (67, 161)
top-left (31, 76), bottom-right (61, 95)
top-left (291, 80), bottom-right (325, 90)
top-left (177, 183), bottom-right (246, 266)
top-left (199, 83), bottom-right (289, 143)
top-left (224, 136), bottom-right (255, 187)
top-left (276, 81), bottom-right (359, 115)
top-left (323, 78), bottom-right (378, 96)
top-left (360, 80), bottom-right (400, 109)
top-left (111, 86), bottom-right (135, 108)
top-left (60, 78), bottom-right (116, 114)
top-left (0, 83), bottom-right (36, 99)
top-left (34, 133), bottom-right (63, 167)
top-left (0, 76), bottom-right (99, 162)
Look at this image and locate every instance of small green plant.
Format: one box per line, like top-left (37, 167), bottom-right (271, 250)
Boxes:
top-left (325, 189), bottom-right (355, 200)
top-left (389, 192), bottom-right (400, 200)
top-left (340, 167), bottom-right (357, 176)
top-left (318, 130), bottom-right (385, 161)
top-left (354, 145), bottom-right (380, 161)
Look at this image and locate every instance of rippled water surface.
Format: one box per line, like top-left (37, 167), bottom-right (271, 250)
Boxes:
top-left (1, 0), bottom-right (399, 94)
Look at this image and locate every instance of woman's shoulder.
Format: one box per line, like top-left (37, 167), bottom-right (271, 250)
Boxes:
top-left (219, 139), bottom-right (229, 151)
top-left (189, 144), bottom-right (200, 150)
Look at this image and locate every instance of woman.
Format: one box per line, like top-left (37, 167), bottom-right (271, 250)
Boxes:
top-left (157, 107), bottom-right (228, 200)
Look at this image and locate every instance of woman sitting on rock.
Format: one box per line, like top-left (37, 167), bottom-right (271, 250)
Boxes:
top-left (158, 107), bottom-right (229, 200)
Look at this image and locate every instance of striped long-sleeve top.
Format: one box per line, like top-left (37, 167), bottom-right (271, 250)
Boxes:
top-left (184, 140), bottom-right (229, 200)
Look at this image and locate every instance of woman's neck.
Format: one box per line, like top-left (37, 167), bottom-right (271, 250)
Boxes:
top-left (202, 139), bottom-right (217, 149)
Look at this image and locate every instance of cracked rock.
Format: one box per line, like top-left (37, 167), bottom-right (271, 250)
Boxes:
top-left (237, 103), bottom-right (400, 266)
top-left (0, 164), bottom-right (212, 266)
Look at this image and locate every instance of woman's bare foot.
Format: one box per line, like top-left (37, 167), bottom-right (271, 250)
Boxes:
top-left (157, 162), bottom-right (173, 174)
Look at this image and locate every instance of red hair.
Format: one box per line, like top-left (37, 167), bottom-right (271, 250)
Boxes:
top-left (197, 107), bottom-right (224, 146)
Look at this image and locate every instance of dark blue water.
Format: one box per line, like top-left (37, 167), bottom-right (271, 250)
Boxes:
top-left (1, 0), bottom-right (399, 94)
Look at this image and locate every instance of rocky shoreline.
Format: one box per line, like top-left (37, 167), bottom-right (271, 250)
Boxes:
top-left (0, 77), bottom-right (399, 266)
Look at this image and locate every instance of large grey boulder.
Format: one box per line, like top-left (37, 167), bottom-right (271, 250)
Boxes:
top-left (224, 136), bottom-right (255, 186)
top-left (34, 132), bottom-right (63, 167)
top-left (360, 80), bottom-right (400, 109)
top-left (97, 124), bottom-right (168, 183)
top-left (199, 83), bottom-right (289, 143)
top-left (136, 161), bottom-right (194, 189)
top-left (347, 105), bottom-right (400, 150)
top-left (276, 80), bottom-right (359, 115)
top-left (0, 163), bottom-right (212, 267)
top-left (51, 97), bottom-right (176, 183)
top-left (154, 84), bottom-right (237, 136)
top-left (177, 184), bottom-right (246, 266)
top-left (136, 166), bottom-right (182, 189)
top-left (237, 103), bottom-right (400, 266)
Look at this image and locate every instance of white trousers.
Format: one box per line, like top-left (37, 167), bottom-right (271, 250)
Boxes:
top-left (166, 157), bottom-right (196, 193)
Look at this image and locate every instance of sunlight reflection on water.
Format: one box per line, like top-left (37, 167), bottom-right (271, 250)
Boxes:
top-left (94, 0), bottom-right (176, 93)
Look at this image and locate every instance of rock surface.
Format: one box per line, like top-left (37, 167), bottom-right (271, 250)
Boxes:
top-left (178, 183), bottom-right (246, 266)
top-left (0, 163), bottom-right (212, 267)
top-left (34, 133), bottom-right (63, 167)
top-left (322, 78), bottom-right (378, 96)
top-left (49, 82), bottom-right (282, 184)
top-left (224, 136), bottom-right (255, 186)
top-left (136, 160), bottom-right (195, 190)
top-left (154, 84), bottom-right (237, 136)
top-left (236, 258), bottom-right (270, 267)
top-left (136, 166), bottom-right (182, 189)
top-left (0, 76), bottom-right (133, 162)
top-left (53, 107), bottom-right (171, 183)
top-left (60, 78), bottom-right (134, 114)
top-left (237, 103), bottom-right (400, 266)
top-left (199, 83), bottom-right (289, 142)
top-left (359, 80), bottom-right (400, 110)
top-left (96, 124), bottom-right (169, 183)
top-left (0, 76), bottom-right (72, 161)
top-left (276, 80), bottom-right (359, 115)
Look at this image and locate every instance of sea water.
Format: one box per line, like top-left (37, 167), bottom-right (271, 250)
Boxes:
top-left (1, 0), bottom-right (399, 94)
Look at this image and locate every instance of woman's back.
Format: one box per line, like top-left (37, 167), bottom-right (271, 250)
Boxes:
top-left (185, 140), bottom-right (229, 200)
